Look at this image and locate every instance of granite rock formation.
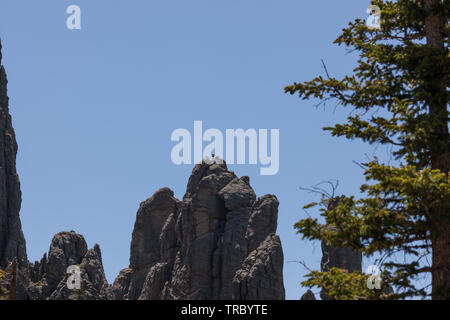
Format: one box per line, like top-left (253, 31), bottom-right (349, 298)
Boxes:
top-left (27, 231), bottom-right (110, 300)
top-left (320, 241), bottom-right (362, 275)
top-left (0, 39), bottom-right (29, 299)
top-left (299, 242), bottom-right (361, 301)
top-left (112, 160), bottom-right (285, 300)
top-left (300, 289), bottom-right (316, 300)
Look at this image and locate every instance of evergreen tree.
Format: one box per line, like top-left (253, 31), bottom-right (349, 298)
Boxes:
top-left (286, 0), bottom-right (449, 299)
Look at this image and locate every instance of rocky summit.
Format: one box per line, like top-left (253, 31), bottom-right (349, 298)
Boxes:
top-left (111, 161), bottom-right (285, 300)
top-left (27, 231), bottom-right (111, 300)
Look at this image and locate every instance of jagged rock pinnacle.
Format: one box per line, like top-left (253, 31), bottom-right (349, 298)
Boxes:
top-left (0, 38), bottom-right (29, 299)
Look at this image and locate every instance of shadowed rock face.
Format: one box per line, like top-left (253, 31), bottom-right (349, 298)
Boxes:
top-left (28, 231), bottom-right (110, 300)
top-left (320, 242), bottom-right (362, 274)
top-left (130, 188), bottom-right (179, 270)
top-left (300, 290), bottom-right (316, 300)
top-left (0, 40), bottom-right (29, 299)
top-left (112, 161), bottom-right (285, 300)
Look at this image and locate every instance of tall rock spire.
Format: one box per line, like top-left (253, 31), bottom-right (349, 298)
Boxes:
top-left (0, 39), bottom-right (29, 298)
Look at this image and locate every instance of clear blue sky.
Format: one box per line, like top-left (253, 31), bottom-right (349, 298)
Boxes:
top-left (1, 0), bottom-right (381, 299)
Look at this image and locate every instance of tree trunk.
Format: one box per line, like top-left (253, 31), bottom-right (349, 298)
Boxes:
top-left (424, 0), bottom-right (450, 300)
